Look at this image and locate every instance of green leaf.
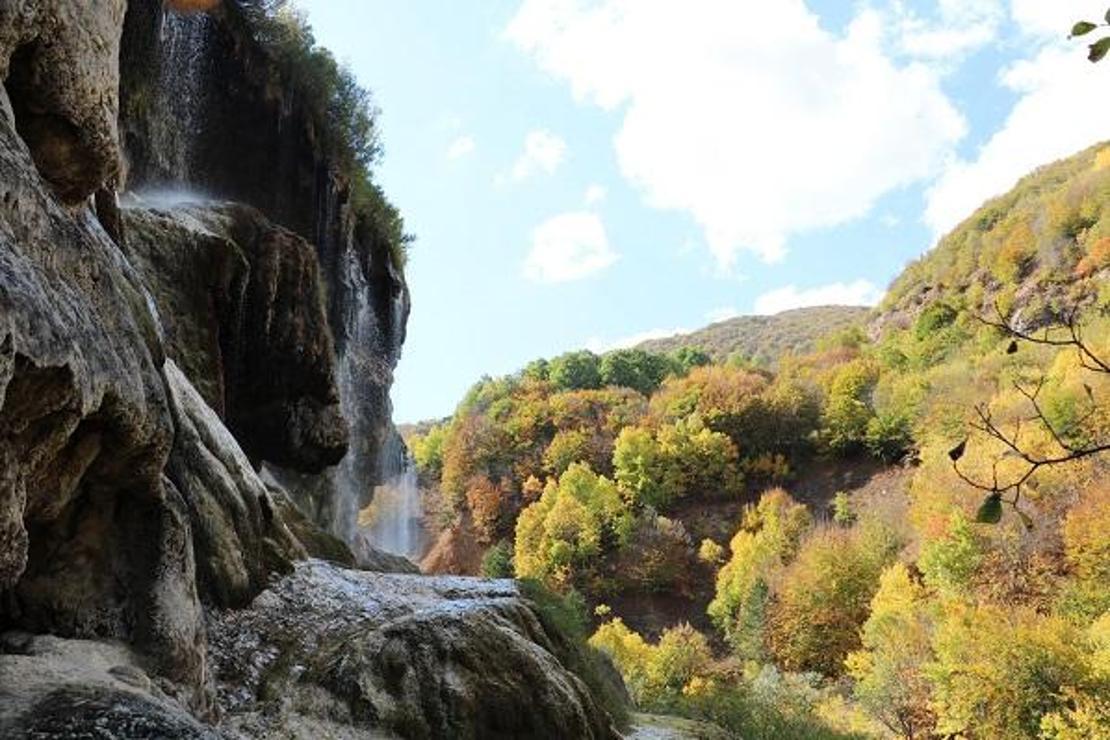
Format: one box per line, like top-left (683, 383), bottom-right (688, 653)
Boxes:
top-left (976, 493), bottom-right (1003, 524)
top-left (1073, 21), bottom-right (1099, 37)
top-left (1105, 8), bottom-right (1110, 24)
top-left (1090, 36), bottom-right (1110, 62)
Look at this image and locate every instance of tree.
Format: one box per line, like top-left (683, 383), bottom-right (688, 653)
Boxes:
top-left (951, 306), bottom-right (1110, 525)
top-left (613, 419), bottom-right (740, 510)
top-left (845, 563), bottom-right (935, 739)
top-left (707, 489), bottom-right (811, 658)
top-left (599, 349), bottom-right (670, 395)
top-left (409, 423), bottom-right (446, 480)
top-left (766, 521), bottom-right (901, 676)
top-left (668, 347), bottom-right (711, 376)
top-left (822, 359), bottom-right (879, 454)
top-left (549, 350), bottom-right (602, 391)
top-left (513, 463), bottom-right (632, 587)
top-left (917, 510), bottom-right (984, 597)
top-left (927, 605), bottom-right (1097, 738)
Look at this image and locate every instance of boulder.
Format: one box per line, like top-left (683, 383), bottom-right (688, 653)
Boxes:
top-left (207, 561), bottom-right (623, 739)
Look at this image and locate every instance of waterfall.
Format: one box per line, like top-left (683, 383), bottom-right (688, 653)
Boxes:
top-left (333, 246), bottom-right (378, 542)
top-left (358, 434), bottom-right (425, 559)
top-left (155, 11), bottom-right (210, 184)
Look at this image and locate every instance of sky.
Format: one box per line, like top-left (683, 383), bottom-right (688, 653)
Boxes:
top-left (296, 0), bottom-right (1110, 423)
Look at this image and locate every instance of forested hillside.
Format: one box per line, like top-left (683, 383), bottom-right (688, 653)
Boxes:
top-left (407, 143), bottom-right (1110, 739)
top-left (636, 306), bottom-right (870, 363)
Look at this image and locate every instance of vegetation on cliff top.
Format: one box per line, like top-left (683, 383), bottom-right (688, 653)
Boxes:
top-left (234, 0), bottom-right (411, 269)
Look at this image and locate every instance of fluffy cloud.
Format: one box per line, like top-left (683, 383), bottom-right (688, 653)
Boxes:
top-left (753, 279), bottom-right (883, 315)
top-left (447, 135), bottom-right (476, 160)
top-left (925, 2), bottom-right (1110, 237)
top-left (893, 0), bottom-right (1004, 60)
top-left (584, 184), bottom-right (607, 205)
top-left (523, 211), bottom-right (618, 282)
top-left (507, 129), bottom-right (568, 182)
top-left (506, 0), bottom-right (966, 267)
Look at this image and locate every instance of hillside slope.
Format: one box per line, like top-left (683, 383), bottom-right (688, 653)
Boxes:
top-left (636, 305), bottom-right (870, 362)
top-left (877, 141), bottom-right (1110, 332)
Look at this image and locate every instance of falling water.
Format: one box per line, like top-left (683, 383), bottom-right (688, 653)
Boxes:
top-left (155, 11), bottom-right (210, 183)
top-left (333, 246), bottom-right (377, 542)
top-left (358, 435), bottom-right (424, 559)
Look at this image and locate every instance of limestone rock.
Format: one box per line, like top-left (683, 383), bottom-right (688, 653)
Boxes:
top-left (0, 16), bottom-right (206, 709)
top-left (0, 1), bottom-right (127, 202)
top-left (164, 359), bottom-right (306, 608)
top-left (207, 561), bottom-right (623, 739)
top-left (0, 634), bottom-right (223, 739)
top-left (123, 202), bottom-right (349, 473)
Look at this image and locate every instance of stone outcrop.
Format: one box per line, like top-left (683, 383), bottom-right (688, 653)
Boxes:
top-left (123, 202), bottom-right (349, 473)
top-left (0, 1), bottom-right (127, 203)
top-left (206, 562), bottom-right (621, 740)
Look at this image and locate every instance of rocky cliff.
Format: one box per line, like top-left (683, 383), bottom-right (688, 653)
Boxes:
top-left (0, 2), bottom-right (625, 737)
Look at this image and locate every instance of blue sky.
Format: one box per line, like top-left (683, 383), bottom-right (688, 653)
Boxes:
top-left (297, 0), bottom-right (1110, 423)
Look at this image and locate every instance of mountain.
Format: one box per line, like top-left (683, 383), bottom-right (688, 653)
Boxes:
top-left (635, 305), bottom-right (871, 362)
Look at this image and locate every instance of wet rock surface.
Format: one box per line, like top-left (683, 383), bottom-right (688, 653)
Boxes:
top-left (123, 202), bottom-right (349, 473)
top-left (207, 561), bottom-right (621, 740)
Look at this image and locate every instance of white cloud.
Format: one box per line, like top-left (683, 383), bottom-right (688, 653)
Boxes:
top-left (753, 279), bottom-right (884, 315)
top-left (447, 135), bottom-right (476, 160)
top-left (506, 0), bottom-right (966, 267)
top-left (925, 6), bottom-right (1110, 238)
top-left (523, 211), bottom-right (618, 282)
top-left (506, 129), bottom-right (568, 182)
top-left (584, 184), bottom-right (607, 205)
top-left (892, 0), bottom-right (1004, 60)
top-left (586, 327), bottom-right (687, 353)
top-left (705, 306), bottom-right (740, 323)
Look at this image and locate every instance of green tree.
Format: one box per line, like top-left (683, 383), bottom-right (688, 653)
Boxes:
top-left (514, 463), bottom-right (633, 587)
top-left (549, 350), bottom-right (603, 391)
top-left (600, 349), bottom-right (671, 395)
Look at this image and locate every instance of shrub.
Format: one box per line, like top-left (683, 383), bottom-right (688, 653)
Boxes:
top-left (917, 510), bottom-right (984, 597)
top-left (766, 521), bottom-right (902, 676)
top-left (845, 563), bottom-right (935, 738)
top-left (480, 540), bottom-right (513, 578)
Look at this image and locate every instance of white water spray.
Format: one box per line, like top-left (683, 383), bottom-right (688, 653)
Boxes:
top-left (359, 438), bottom-right (424, 559)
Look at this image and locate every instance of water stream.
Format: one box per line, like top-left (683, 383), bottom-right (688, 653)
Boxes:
top-left (156, 11), bottom-right (210, 183)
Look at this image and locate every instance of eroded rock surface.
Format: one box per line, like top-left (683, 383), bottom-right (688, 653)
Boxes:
top-left (124, 202), bottom-right (349, 473)
top-left (0, 1), bottom-right (127, 202)
top-left (207, 561), bottom-right (621, 740)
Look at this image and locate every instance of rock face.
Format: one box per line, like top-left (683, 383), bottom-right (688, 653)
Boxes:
top-left (123, 202), bottom-right (349, 473)
top-left (0, 1), bottom-right (127, 203)
top-left (119, 0), bottom-right (410, 535)
top-left (0, 2), bottom-right (628, 738)
top-left (207, 562), bottom-right (619, 740)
